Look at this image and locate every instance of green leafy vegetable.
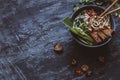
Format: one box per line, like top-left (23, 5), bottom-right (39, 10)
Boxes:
top-left (78, 0), bottom-right (120, 18)
top-left (63, 17), bottom-right (73, 29)
top-left (79, 0), bottom-right (95, 4)
top-left (63, 17), bottom-right (93, 45)
top-left (96, 2), bottom-right (103, 5)
top-left (77, 37), bottom-right (93, 45)
top-left (73, 6), bottom-right (79, 12)
top-left (73, 27), bottom-right (93, 42)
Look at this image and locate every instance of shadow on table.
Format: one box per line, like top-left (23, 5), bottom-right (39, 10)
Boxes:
top-left (65, 40), bottom-right (111, 68)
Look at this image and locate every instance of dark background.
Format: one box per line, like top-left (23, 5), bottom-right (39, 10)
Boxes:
top-left (0, 0), bottom-right (120, 80)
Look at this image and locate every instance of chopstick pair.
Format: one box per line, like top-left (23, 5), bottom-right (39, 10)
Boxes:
top-left (99, 0), bottom-right (120, 17)
top-left (105, 7), bottom-right (120, 16)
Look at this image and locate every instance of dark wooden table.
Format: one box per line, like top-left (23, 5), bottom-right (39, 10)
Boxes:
top-left (0, 0), bottom-right (120, 80)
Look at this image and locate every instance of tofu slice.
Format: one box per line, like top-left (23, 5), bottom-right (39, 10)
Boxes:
top-left (97, 31), bottom-right (107, 40)
top-left (90, 31), bottom-right (102, 44)
top-left (102, 29), bottom-right (114, 37)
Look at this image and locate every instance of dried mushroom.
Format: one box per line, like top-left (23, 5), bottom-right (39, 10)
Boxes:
top-left (81, 64), bottom-right (89, 72)
top-left (99, 68), bottom-right (105, 75)
top-left (74, 68), bottom-right (83, 76)
top-left (71, 59), bottom-right (77, 65)
top-left (54, 43), bottom-right (63, 52)
top-left (98, 56), bottom-right (105, 63)
top-left (86, 70), bottom-right (93, 77)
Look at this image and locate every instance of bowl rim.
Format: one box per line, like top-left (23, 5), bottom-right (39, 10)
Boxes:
top-left (71, 5), bottom-right (115, 48)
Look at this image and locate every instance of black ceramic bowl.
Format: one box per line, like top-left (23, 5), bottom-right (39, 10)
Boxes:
top-left (71, 5), bottom-right (115, 48)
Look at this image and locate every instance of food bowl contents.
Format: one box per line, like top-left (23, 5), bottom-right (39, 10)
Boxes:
top-left (73, 9), bottom-right (114, 45)
top-left (54, 43), bottom-right (63, 52)
top-left (64, 9), bottom-right (114, 46)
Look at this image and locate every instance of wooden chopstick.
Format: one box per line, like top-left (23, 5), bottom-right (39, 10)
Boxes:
top-left (105, 7), bottom-right (120, 16)
top-left (99, 0), bottom-right (118, 17)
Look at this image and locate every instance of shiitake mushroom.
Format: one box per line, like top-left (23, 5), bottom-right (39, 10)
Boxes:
top-left (54, 43), bottom-right (63, 52)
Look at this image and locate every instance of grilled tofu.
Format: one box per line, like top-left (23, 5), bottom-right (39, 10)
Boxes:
top-left (90, 31), bottom-right (102, 44)
top-left (97, 31), bottom-right (107, 40)
top-left (102, 29), bottom-right (114, 37)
